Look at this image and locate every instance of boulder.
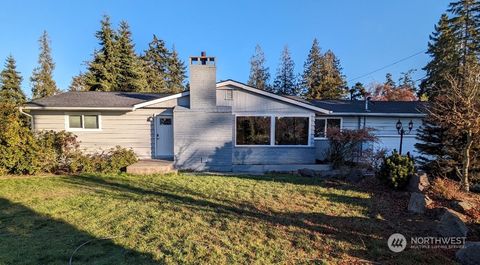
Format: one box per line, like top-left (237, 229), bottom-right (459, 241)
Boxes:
top-left (298, 168), bottom-right (318, 178)
top-left (456, 242), bottom-right (480, 265)
top-left (408, 192), bottom-right (432, 214)
top-left (451, 200), bottom-right (474, 214)
top-left (471, 184), bottom-right (480, 194)
top-left (407, 172), bottom-right (430, 193)
top-left (437, 209), bottom-right (468, 237)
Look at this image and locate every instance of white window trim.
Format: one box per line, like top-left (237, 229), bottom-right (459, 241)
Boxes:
top-left (64, 112), bottom-right (102, 132)
top-left (314, 117), bottom-right (343, 140)
top-left (224, 90), bottom-right (233, 100)
top-left (234, 113), bottom-right (313, 148)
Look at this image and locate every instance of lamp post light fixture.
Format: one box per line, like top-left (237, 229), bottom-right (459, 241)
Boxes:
top-left (396, 120), bottom-right (413, 155)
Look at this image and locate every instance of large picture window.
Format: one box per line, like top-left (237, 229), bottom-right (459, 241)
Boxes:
top-left (314, 118), bottom-right (341, 138)
top-left (236, 116), bottom-right (271, 145)
top-left (275, 117), bottom-right (309, 145)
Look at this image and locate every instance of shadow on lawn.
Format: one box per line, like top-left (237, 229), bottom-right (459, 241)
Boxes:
top-left (0, 198), bottom-right (157, 265)
top-left (63, 174), bottom-right (446, 263)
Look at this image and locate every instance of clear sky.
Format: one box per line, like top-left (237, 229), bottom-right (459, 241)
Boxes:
top-left (0, 0), bottom-right (450, 97)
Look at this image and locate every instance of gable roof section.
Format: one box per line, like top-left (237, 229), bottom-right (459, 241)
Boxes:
top-left (24, 91), bottom-right (189, 110)
top-left (216, 80), bottom-right (332, 114)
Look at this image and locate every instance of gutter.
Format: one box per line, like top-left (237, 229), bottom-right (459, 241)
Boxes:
top-left (331, 112), bottom-right (426, 118)
top-left (19, 107), bottom-right (34, 130)
top-left (23, 106), bottom-right (134, 111)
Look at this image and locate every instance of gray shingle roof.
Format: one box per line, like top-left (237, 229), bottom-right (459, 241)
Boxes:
top-left (25, 91), bottom-right (174, 108)
top-left (307, 99), bottom-right (427, 115)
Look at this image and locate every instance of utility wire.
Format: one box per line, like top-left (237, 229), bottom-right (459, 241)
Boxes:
top-left (348, 50), bottom-right (427, 83)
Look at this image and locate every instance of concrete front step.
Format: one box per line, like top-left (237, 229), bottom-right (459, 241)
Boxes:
top-left (232, 164), bottom-right (331, 173)
top-left (126, 159), bottom-right (176, 175)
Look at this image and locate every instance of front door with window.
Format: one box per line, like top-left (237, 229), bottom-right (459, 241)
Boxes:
top-left (155, 116), bottom-right (174, 158)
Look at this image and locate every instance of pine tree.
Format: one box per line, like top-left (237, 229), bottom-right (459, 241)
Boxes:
top-left (142, 35), bottom-right (169, 92)
top-left (384, 73), bottom-right (396, 87)
top-left (448, 0), bottom-right (480, 66)
top-left (349, 82), bottom-right (366, 100)
top-left (31, 31), bottom-right (59, 99)
top-left (0, 55), bottom-right (25, 105)
top-left (114, 20), bottom-right (147, 92)
top-left (84, 15), bottom-right (119, 91)
top-left (302, 38), bottom-right (323, 98)
top-left (311, 50), bottom-right (346, 99)
top-left (273, 46), bottom-right (298, 95)
top-left (247, 45), bottom-right (271, 91)
top-left (166, 47), bottom-right (186, 93)
top-left (69, 73), bottom-right (87, 91)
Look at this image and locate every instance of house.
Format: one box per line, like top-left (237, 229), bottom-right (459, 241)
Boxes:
top-left (23, 53), bottom-right (426, 172)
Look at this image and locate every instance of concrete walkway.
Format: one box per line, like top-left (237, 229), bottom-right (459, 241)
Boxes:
top-left (126, 159), bottom-right (176, 175)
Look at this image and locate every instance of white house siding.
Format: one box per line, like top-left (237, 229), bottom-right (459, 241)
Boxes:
top-left (30, 96), bottom-right (189, 159)
top-left (227, 88), bottom-right (317, 165)
top-left (314, 115), bottom-right (424, 160)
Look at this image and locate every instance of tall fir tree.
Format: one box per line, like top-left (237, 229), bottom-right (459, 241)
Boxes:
top-left (247, 45), bottom-right (271, 91)
top-left (302, 38), bottom-right (323, 98)
top-left (142, 35), bottom-right (169, 92)
top-left (114, 20), bottom-right (147, 92)
top-left (0, 55), bottom-right (25, 105)
top-left (349, 82), bottom-right (366, 100)
top-left (310, 50), bottom-right (346, 99)
top-left (85, 15), bottom-right (119, 91)
top-left (273, 46), bottom-right (298, 95)
top-left (69, 73), bottom-right (87, 91)
top-left (166, 47), bottom-right (186, 93)
top-left (31, 31), bottom-right (59, 98)
top-left (416, 0), bottom-right (480, 177)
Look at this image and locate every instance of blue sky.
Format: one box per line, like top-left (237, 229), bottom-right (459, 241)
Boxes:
top-left (0, 0), bottom-right (450, 97)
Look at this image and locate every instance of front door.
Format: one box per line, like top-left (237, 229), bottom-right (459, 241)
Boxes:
top-left (155, 116), bottom-right (173, 158)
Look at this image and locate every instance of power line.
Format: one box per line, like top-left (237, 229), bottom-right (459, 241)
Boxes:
top-left (348, 49), bottom-right (427, 83)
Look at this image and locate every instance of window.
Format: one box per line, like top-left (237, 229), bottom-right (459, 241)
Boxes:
top-left (275, 117), bottom-right (309, 145)
top-left (225, 90), bottom-right (233, 100)
top-left (314, 118), bottom-right (341, 138)
top-left (160, 118), bottom-right (172, 125)
top-left (236, 116), bottom-right (271, 145)
top-left (67, 114), bottom-right (100, 130)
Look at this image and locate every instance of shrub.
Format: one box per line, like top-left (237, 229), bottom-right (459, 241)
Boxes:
top-left (326, 128), bottom-right (378, 168)
top-left (376, 150), bottom-right (415, 190)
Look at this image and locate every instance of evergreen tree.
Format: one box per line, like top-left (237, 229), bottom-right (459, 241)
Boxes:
top-left (312, 50), bottom-right (346, 99)
top-left (302, 38), bottom-right (323, 98)
top-left (448, 0), bottom-right (480, 66)
top-left (0, 55), bottom-right (25, 105)
top-left (85, 15), bottom-right (119, 91)
top-left (166, 47), bottom-right (186, 93)
top-left (142, 35), bottom-right (169, 92)
top-left (349, 82), bottom-right (366, 100)
top-left (114, 20), bottom-right (147, 92)
top-left (273, 46), bottom-right (298, 95)
top-left (384, 73), bottom-right (396, 87)
top-left (69, 73), bottom-right (87, 91)
top-left (31, 31), bottom-right (59, 98)
top-left (247, 45), bottom-right (271, 91)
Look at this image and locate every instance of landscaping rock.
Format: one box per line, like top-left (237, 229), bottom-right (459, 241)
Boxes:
top-left (437, 209), bottom-right (468, 237)
top-left (471, 184), bottom-right (480, 193)
top-left (451, 200), bottom-right (474, 214)
top-left (408, 192), bottom-right (432, 214)
top-left (456, 242), bottom-right (480, 265)
top-left (407, 172), bottom-right (430, 193)
top-left (298, 168), bottom-right (318, 178)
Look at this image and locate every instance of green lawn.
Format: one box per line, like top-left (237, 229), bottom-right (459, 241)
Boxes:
top-left (0, 173), bottom-right (454, 264)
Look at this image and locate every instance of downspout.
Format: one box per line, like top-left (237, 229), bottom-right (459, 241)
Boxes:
top-left (19, 107), bottom-right (34, 130)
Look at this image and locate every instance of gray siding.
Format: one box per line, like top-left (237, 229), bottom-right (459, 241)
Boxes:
top-left (233, 147), bottom-right (315, 165)
top-left (173, 107), bottom-right (233, 171)
top-left (30, 96), bottom-right (188, 159)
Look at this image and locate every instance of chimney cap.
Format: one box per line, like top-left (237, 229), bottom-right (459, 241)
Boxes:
top-left (190, 51), bottom-right (215, 65)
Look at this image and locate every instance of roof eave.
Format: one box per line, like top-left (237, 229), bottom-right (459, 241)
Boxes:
top-left (132, 91), bottom-right (190, 109)
top-left (327, 112), bottom-right (427, 117)
top-left (23, 106), bottom-right (134, 111)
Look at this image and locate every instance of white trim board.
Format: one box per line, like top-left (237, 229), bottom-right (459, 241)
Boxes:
top-left (216, 80), bottom-right (331, 114)
top-left (133, 91), bottom-right (190, 110)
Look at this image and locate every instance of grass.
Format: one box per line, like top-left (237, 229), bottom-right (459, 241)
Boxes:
top-left (0, 173), bottom-right (455, 264)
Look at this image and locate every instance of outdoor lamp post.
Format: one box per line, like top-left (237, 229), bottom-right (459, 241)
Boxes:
top-left (396, 120), bottom-right (413, 155)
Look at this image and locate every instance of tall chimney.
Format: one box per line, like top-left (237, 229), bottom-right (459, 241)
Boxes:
top-left (189, 52), bottom-right (216, 109)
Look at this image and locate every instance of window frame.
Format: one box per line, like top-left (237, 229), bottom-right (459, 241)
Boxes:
top-left (234, 113), bottom-right (313, 147)
top-left (64, 112), bottom-right (102, 131)
top-left (224, 90), bottom-right (233, 100)
top-left (314, 117), bottom-right (343, 140)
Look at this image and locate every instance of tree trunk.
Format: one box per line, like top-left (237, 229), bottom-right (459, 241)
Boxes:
top-left (461, 131), bottom-right (472, 192)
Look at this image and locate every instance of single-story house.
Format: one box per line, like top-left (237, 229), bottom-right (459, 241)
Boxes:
top-left (23, 53), bottom-right (426, 172)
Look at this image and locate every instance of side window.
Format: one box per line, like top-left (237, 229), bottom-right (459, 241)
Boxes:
top-left (225, 90), bottom-right (233, 100)
top-left (67, 114), bottom-right (100, 130)
top-left (315, 118), bottom-right (341, 138)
